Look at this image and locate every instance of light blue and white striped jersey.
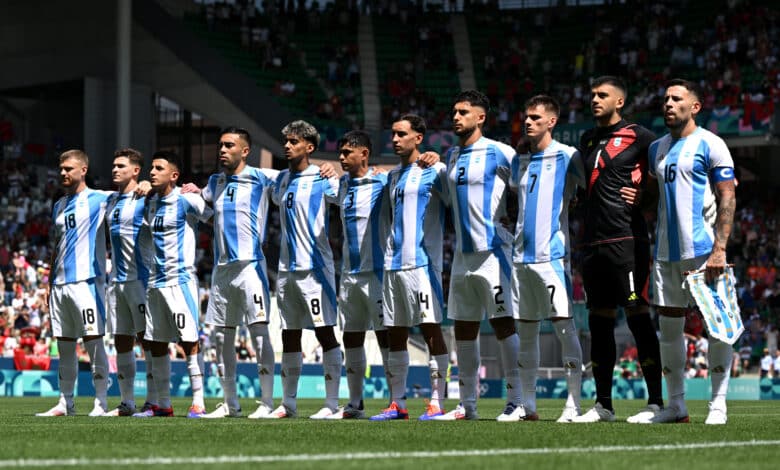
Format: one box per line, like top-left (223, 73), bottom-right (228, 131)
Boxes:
top-left (271, 165), bottom-right (339, 272)
top-left (337, 169), bottom-right (388, 277)
top-left (445, 136), bottom-right (515, 254)
top-left (649, 127), bottom-right (735, 262)
top-left (145, 187), bottom-right (211, 287)
top-left (385, 162), bottom-right (447, 271)
top-left (510, 140), bottom-right (584, 264)
top-left (106, 192), bottom-right (151, 283)
top-left (202, 166), bottom-right (279, 265)
top-left (51, 188), bottom-right (112, 285)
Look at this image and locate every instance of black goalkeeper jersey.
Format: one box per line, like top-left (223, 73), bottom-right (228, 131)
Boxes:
top-left (579, 119), bottom-right (656, 245)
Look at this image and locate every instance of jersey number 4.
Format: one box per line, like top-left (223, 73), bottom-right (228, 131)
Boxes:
top-left (226, 185), bottom-right (236, 202)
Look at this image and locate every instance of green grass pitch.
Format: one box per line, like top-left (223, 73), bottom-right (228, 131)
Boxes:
top-left (1, 397), bottom-right (778, 469)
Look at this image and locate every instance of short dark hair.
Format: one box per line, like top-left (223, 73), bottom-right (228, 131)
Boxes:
top-left (337, 130), bottom-right (372, 151)
top-left (398, 114), bottom-right (427, 135)
top-left (113, 148), bottom-right (143, 167)
top-left (151, 150), bottom-right (181, 172)
top-left (592, 75), bottom-right (627, 97)
top-left (221, 126), bottom-right (252, 148)
top-left (666, 78), bottom-right (703, 102)
top-left (524, 95), bottom-right (560, 117)
top-left (453, 89), bottom-right (490, 112)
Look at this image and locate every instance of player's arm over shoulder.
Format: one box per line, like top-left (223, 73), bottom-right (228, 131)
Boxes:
top-left (493, 142), bottom-right (516, 181)
top-left (495, 140), bottom-right (517, 166)
top-left (182, 192), bottom-right (212, 221)
top-left (259, 167), bottom-right (280, 182)
top-left (270, 170), bottom-right (289, 205)
top-left (322, 169), bottom-right (340, 202)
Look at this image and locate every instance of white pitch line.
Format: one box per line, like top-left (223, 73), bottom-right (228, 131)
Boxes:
top-left (1, 440), bottom-right (779, 467)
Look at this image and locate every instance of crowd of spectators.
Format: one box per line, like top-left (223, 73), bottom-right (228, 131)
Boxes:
top-left (0, 158), bottom-right (57, 367)
top-left (195, 0), bottom-right (363, 127)
top-left (378, 9), bottom-right (459, 129)
top-left (469, 1), bottom-right (779, 142)
top-left (190, 1), bottom-right (778, 149)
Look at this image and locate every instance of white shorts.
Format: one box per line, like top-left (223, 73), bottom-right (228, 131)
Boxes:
top-left (512, 258), bottom-right (573, 321)
top-left (652, 254), bottom-right (709, 308)
top-left (107, 280), bottom-right (147, 336)
top-left (206, 260), bottom-right (271, 327)
top-left (382, 266), bottom-right (443, 327)
top-left (145, 279), bottom-right (200, 343)
top-left (277, 267), bottom-right (337, 330)
top-left (447, 249), bottom-right (513, 321)
top-left (50, 277), bottom-right (106, 338)
top-left (339, 271), bottom-right (385, 332)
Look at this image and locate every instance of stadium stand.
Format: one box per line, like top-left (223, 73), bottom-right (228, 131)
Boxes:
top-left (1, 0), bottom-right (779, 379)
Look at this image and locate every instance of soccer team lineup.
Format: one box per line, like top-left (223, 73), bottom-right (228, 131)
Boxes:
top-left (40, 79), bottom-right (740, 425)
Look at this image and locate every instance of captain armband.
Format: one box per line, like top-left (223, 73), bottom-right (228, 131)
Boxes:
top-left (710, 167), bottom-right (735, 183)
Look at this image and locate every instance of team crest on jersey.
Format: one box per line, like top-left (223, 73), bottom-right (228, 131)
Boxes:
top-left (613, 137), bottom-right (622, 147)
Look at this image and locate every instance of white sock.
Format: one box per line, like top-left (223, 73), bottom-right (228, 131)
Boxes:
top-left (323, 347), bottom-right (342, 411)
top-left (143, 348), bottom-right (157, 405)
top-left (380, 346), bottom-right (392, 401)
top-left (151, 354), bottom-right (171, 409)
top-left (213, 328), bottom-right (226, 389)
top-left (554, 318), bottom-right (582, 410)
top-left (345, 347), bottom-right (366, 408)
top-left (281, 352), bottom-right (302, 412)
top-left (429, 353), bottom-right (448, 408)
top-left (387, 350), bottom-right (409, 409)
top-left (456, 339), bottom-right (480, 413)
top-left (58, 341), bottom-right (77, 406)
top-left (116, 350), bottom-right (136, 407)
top-left (249, 323), bottom-right (274, 408)
top-left (518, 322), bottom-right (540, 412)
top-left (84, 338), bottom-right (108, 408)
top-left (498, 333), bottom-right (522, 408)
top-left (659, 315), bottom-right (686, 409)
top-left (187, 354), bottom-right (204, 408)
top-left (221, 328), bottom-right (239, 410)
top-left (708, 338), bottom-right (733, 410)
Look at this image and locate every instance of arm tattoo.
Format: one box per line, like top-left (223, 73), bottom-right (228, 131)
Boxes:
top-left (714, 183), bottom-right (736, 249)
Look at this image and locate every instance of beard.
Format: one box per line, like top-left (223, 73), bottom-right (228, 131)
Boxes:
top-left (454, 124), bottom-right (477, 140)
